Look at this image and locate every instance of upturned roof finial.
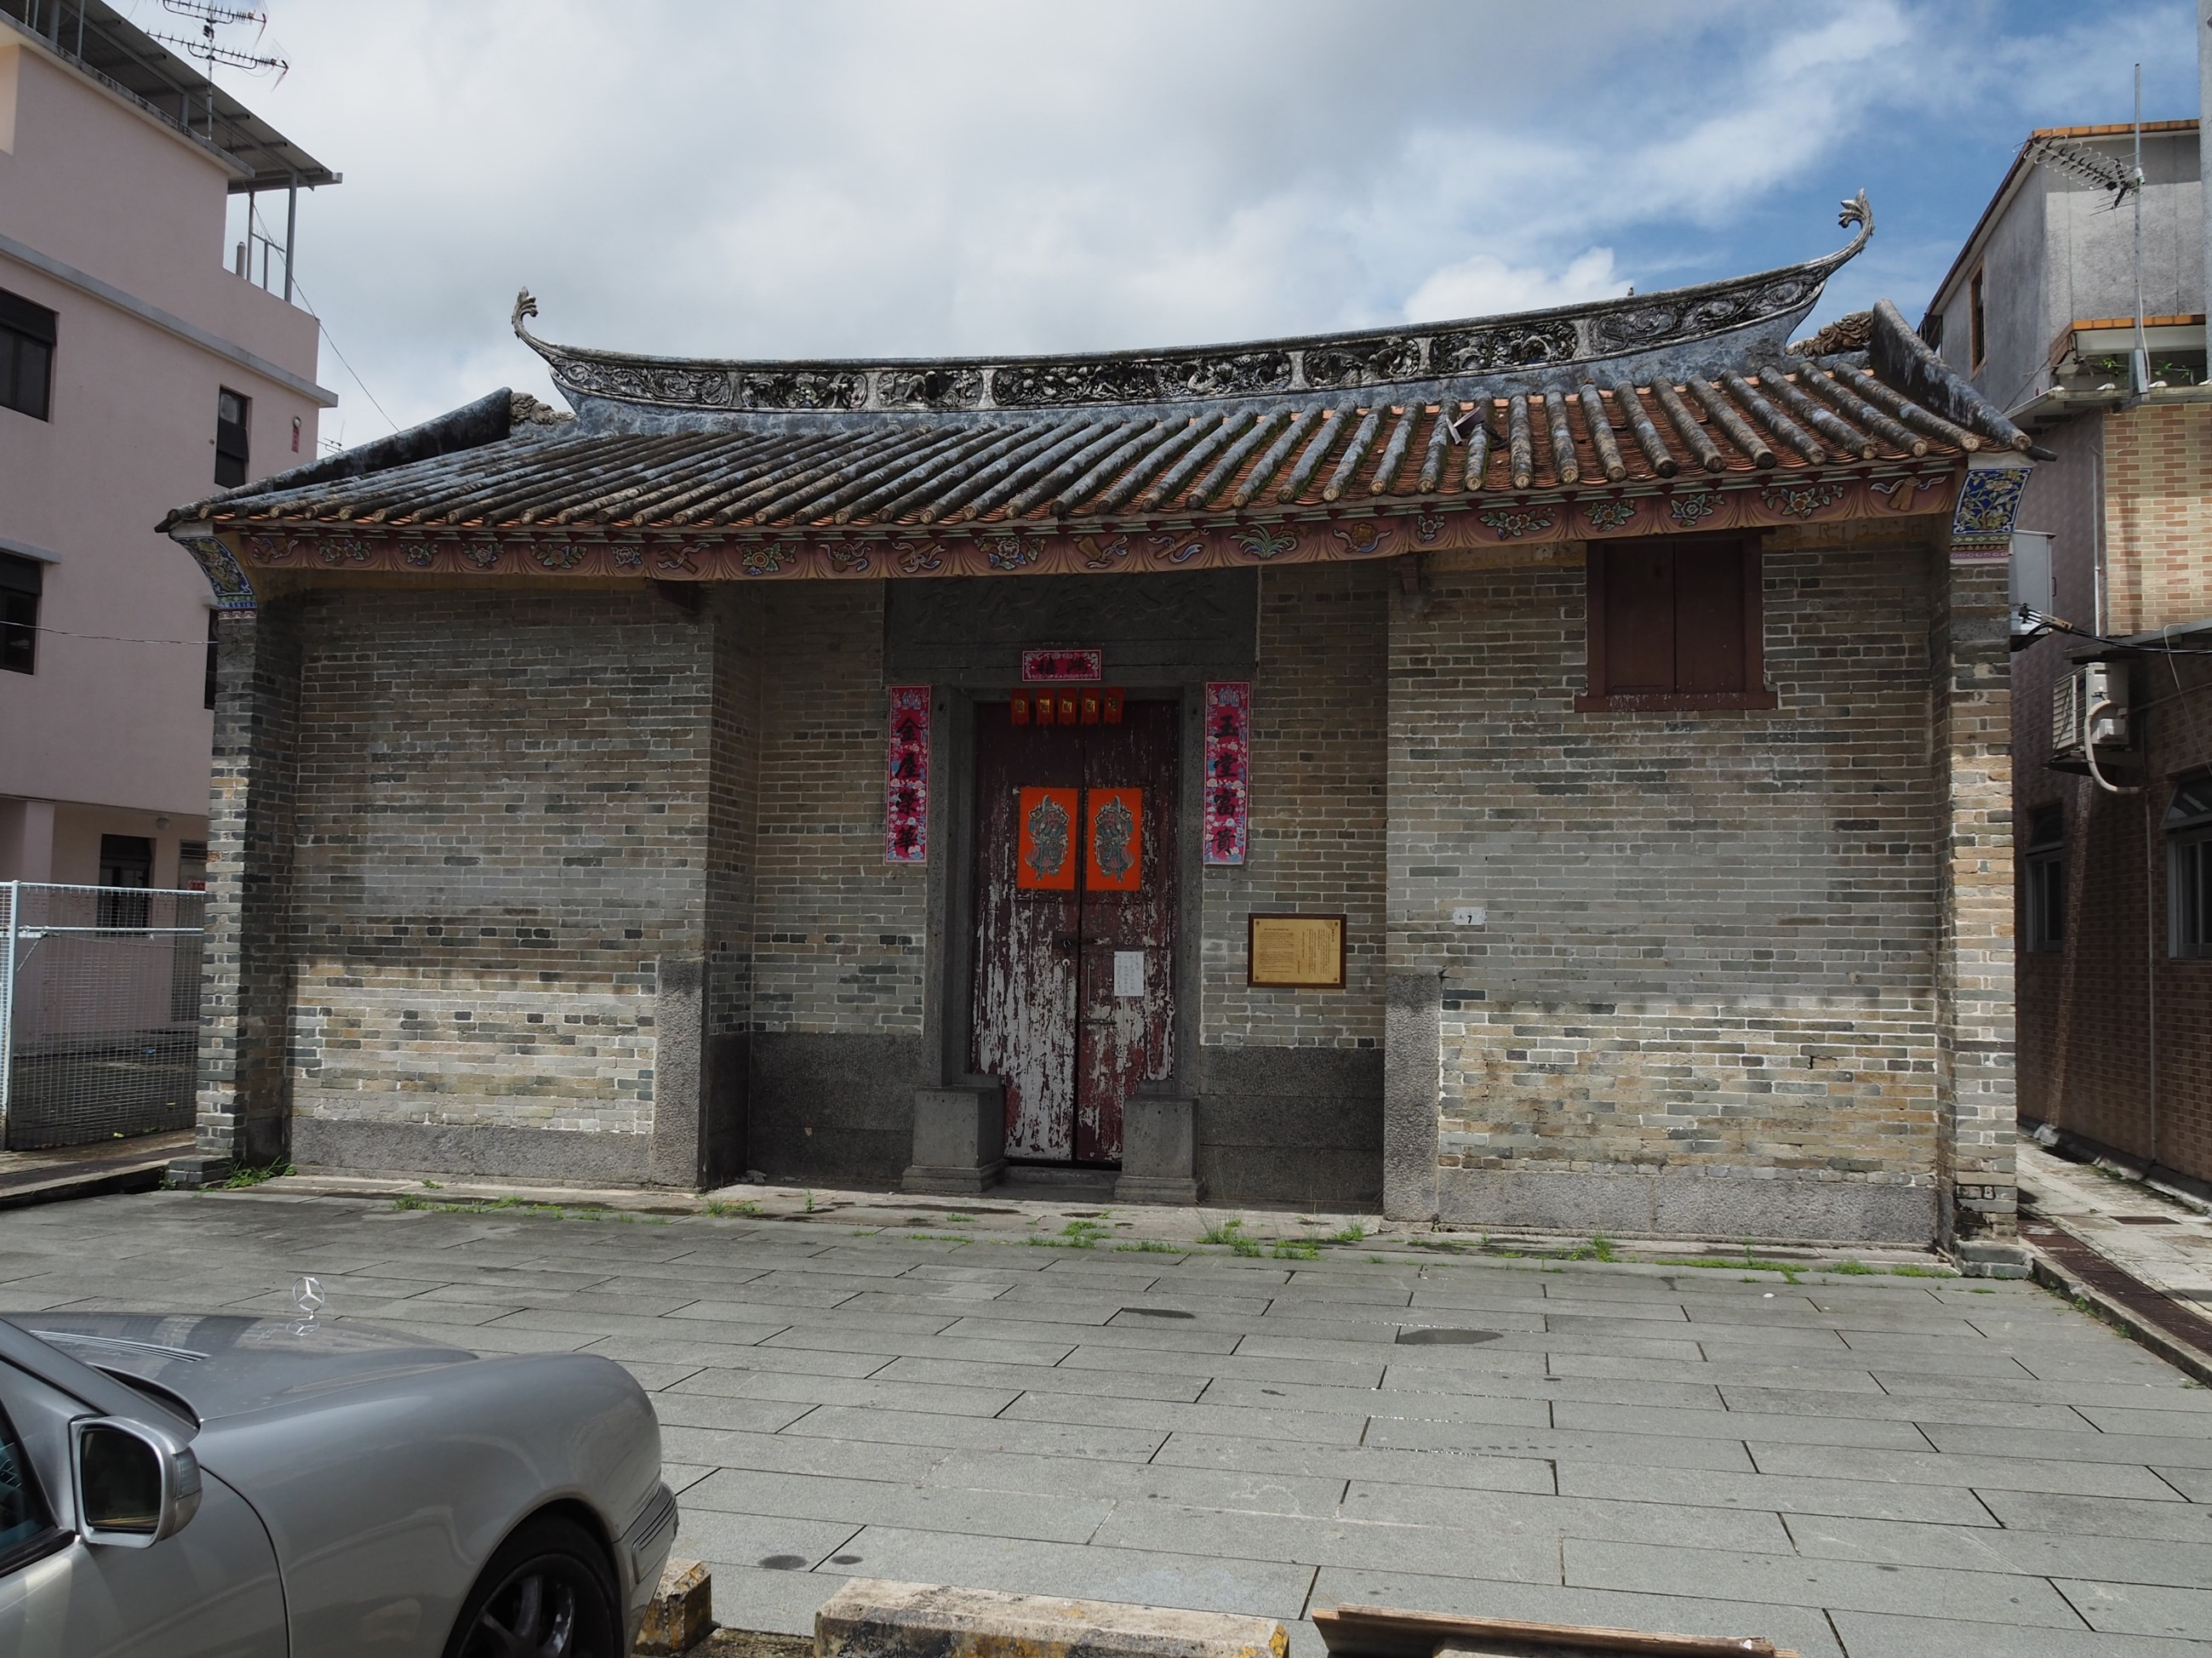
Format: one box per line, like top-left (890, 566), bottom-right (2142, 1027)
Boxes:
top-left (512, 289), bottom-right (540, 341)
top-left (1838, 191), bottom-right (1873, 242)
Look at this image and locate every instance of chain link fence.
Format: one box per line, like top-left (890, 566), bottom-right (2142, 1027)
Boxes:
top-left (1, 883), bottom-right (206, 1151)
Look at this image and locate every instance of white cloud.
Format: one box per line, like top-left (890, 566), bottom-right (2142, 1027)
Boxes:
top-left (144, 0), bottom-right (2197, 433)
top-left (1403, 249), bottom-right (1629, 323)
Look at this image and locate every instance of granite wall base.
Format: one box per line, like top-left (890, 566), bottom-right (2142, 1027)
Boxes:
top-left (1436, 1166), bottom-right (1940, 1244)
top-left (292, 1117), bottom-right (653, 1185)
top-left (1197, 1048), bottom-right (1383, 1208)
top-left (748, 1032), bottom-right (928, 1186)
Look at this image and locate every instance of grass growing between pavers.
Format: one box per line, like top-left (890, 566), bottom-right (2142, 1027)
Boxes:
top-left (389, 1193), bottom-right (673, 1225)
top-left (1028, 1220), bottom-right (1114, 1249)
top-left (209, 1161), bottom-right (294, 1190)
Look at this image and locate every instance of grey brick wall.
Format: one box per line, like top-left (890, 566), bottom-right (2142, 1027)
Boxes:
top-left (1201, 563), bottom-right (1388, 1047)
top-left (750, 584), bottom-right (927, 1037)
top-left (281, 587), bottom-right (717, 1145)
top-left (1390, 529), bottom-right (1956, 1239)
top-left (193, 519), bottom-right (2002, 1228)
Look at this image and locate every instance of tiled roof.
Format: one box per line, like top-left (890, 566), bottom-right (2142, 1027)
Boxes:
top-left (185, 351), bottom-right (2006, 535)
top-left (166, 201), bottom-right (2035, 542)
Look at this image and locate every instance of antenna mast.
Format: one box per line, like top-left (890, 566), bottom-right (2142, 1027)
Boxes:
top-left (2134, 63), bottom-right (2150, 396)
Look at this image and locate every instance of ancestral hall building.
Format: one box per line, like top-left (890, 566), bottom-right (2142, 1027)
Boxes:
top-left (162, 199), bottom-right (2036, 1246)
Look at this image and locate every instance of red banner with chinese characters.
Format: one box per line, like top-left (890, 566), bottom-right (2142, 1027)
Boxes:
top-left (1021, 648), bottom-right (1102, 683)
top-left (1203, 681), bottom-right (1249, 866)
top-left (1010, 688), bottom-right (1122, 725)
top-left (886, 686), bottom-right (929, 863)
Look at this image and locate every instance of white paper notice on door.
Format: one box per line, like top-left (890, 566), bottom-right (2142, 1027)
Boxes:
top-left (1113, 950), bottom-right (1146, 998)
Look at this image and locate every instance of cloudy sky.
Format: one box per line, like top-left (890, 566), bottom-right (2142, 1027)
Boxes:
top-left (142, 0), bottom-right (2204, 437)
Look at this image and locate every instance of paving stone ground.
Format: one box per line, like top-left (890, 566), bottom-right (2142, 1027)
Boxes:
top-left (3, 1187), bottom-right (2209, 1658)
top-left (2021, 1142), bottom-right (2212, 1320)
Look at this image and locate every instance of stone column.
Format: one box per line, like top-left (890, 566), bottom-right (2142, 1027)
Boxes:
top-left (1382, 568), bottom-right (1443, 1222)
top-left (1931, 550), bottom-right (2017, 1245)
top-left (1381, 969), bottom-right (1441, 1220)
top-left (174, 599), bottom-right (305, 1186)
top-left (648, 956), bottom-right (707, 1187)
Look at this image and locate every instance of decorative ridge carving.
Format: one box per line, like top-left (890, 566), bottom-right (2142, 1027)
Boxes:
top-left (512, 197), bottom-right (1876, 415)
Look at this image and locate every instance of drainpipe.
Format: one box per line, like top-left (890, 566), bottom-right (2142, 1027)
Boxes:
top-left (2146, 785), bottom-right (2158, 1172)
top-left (1, 881), bottom-right (15, 1128)
top-left (283, 176), bottom-right (299, 304)
top-left (2200, 2), bottom-right (2212, 326)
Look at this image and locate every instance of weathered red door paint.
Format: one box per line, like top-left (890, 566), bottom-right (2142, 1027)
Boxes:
top-left (970, 699), bottom-right (1178, 1163)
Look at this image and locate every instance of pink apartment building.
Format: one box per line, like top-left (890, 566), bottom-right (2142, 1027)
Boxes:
top-left (1, 0), bottom-right (335, 890)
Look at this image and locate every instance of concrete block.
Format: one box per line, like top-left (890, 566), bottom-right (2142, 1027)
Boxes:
top-left (1955, 1240), bottom-right (2030, 1278)
top-left (1117, 1094), bottom-right (1201, 1204)
top-left (637, 1558), bottom-right (713, 1655)
top-left (903, 1085), bottom-right (1004, 1194)
top-left (815, 1577), bottom-right (1287, 1658)
top-left (165, 1155), bottom-right (234, 1190)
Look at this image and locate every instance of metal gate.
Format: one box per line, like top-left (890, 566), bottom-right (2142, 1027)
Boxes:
top-left (0, 882), bottom-right (206, 1150)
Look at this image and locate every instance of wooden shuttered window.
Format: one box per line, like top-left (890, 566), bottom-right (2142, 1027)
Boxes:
top-left (1575, 535), bottom-right (1775, 712)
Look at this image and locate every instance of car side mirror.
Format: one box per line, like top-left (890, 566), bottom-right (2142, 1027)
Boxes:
top-left (71, 1417), bottom-right (202, 1547)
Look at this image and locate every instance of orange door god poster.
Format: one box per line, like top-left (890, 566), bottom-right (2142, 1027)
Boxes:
top-left (1084, 787), bottom-right (1143, 891)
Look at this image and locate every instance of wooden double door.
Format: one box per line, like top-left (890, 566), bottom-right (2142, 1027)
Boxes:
top-left (970, 698), bottom-right (1178, 1163)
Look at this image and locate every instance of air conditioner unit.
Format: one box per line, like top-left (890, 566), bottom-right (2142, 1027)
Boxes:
top-left (2051, 662), bottom-right (2129, 760)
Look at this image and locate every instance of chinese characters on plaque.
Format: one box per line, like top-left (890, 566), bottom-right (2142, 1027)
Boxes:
top-left (1247, 913), bottom-right (1346, 989)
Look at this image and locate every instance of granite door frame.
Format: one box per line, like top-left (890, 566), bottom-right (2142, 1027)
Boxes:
top-left (925, 681), bottom-right (1206, 1105)
top-left (888, 571), bottom-right (1259, 1106)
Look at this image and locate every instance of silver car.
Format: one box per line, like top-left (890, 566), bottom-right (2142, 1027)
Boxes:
top-left (0, 1312), bottom-right (677, 1656)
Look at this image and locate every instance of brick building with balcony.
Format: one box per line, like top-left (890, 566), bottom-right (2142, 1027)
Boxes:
top-left (1925, 118), bottom-right (2212, 1198)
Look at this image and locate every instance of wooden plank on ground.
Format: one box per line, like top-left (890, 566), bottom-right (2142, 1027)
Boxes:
top-left (1312, 1604), bottom-right (1797, 1658)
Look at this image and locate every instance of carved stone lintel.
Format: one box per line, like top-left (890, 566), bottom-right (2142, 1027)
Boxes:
top-left (878, 368), bottom-right (986, 411)
top-left (740, 369), bottom-right (866, 412)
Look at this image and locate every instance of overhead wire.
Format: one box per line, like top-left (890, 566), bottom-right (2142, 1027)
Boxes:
top-left (247, 199), bottom-right (399, 436)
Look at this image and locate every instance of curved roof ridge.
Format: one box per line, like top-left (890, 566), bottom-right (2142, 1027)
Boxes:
top-left (510, 195), bottom-right (1874, 421)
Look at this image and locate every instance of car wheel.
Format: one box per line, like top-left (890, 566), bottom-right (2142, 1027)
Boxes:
top-left (445, 1515), bottom-right (621, 1658)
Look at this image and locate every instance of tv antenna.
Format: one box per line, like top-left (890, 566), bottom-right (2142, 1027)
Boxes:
top-left (2021, 66), bottom-right (2151, 395)
top-left (149, 2), bottom-right (289, 80)
top-left (2021, 134), bottom-right (2135, 203)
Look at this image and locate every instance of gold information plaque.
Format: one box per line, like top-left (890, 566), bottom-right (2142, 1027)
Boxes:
top-left (1248, 913), bottom-right (1346, 989)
